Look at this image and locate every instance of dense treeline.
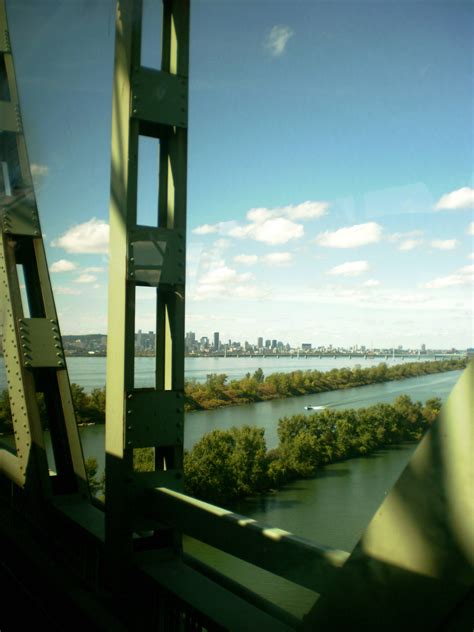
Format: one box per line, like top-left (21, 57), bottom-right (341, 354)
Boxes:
top-left (0, 384), bottom-right (106, 434)
top-left (184, 395), bottom-right (442, 504)
top-left (0, 358), bottom-right (466, 434)
top-left (183, 359), bottom-right (466, 411)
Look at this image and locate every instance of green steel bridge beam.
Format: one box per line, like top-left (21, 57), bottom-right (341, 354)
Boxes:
top-left (105, 0), bottom-right (189, 561)
top-left (0, 0), bottom-right (88, 500)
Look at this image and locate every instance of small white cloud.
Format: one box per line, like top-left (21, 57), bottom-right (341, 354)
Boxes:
top-left (193, 224), bottom-right (219, 235)
top-left (434, 187), bottom-right (474, 211)
top-left (363, 279), bottom-right (380, 287)
top-left (430, 239), bottom-right (458, 251)
top-left (83, 266), bottom-right (104, 273)
top-left (55, 286), bottom-right (81, 296)
top-left (230, 216), bottom-right (303, 245)
top-left (423, 263), bottom-right (474, 288)
top-left (388, 230), bottom-right (423, 242)
top-left (468, 253), bottom-right (474, 260)
top-left (279, 201), bottom-right (328, 220)
top-left (213, 239), bottom-right (231, 250)
top-left (262, 252), bottom-right (292, 265)
top-left (315, 222), bottom-right (382, 248)
top-left (30, 163), bottom-right (49, 177)
top-left (399, 239), bottom-right (423, 251)
top-left (264, 25), bottom-right (294, 57)
top-left (50, 259), bottom-right (77, 273)
top-left (193, 264), bottom-right (269, 301)
top-left (51, 218), bottom-right (109, 254)
top-left (327, 260), bottom-right (369, 277)
top-left (74, 274), bottom-right (97, 284)
top-left (468, 222), bottom-right (474, 236)
top-left (234, 254), bottom-right (259, 266)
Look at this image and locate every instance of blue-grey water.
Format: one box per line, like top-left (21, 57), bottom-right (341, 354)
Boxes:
top-left (0, 354), bottom-right (442, 392)
top-left (0, 356), bottom-right (463, 619)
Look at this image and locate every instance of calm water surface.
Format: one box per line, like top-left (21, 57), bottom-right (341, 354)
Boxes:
top-left (2, 357), bottom-right (462, 619)
top-left (0, 354), bottom-right (440, 392)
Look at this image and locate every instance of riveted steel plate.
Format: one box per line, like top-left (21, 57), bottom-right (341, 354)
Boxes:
top-left (125, 389), bottom-right (184, 448)
top-left (131, 67), bottom-right (187, 129)
top-left (1, 198), bottom-right (40, 236)
top-left (129, 227), bottom-right (185, 286)
top-left (18, 318), bottom-right (65, 368)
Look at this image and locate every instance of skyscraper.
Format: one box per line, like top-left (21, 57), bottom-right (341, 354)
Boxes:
top-left (257, 336), bottom-right (263, 349)
top-left (213, 331), bottom-right (220, 351)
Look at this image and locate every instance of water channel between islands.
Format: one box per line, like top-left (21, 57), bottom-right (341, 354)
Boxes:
top-left (5, 358), bottom-right (462, 619)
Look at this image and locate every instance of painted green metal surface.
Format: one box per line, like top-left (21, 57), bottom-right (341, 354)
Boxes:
top-left (0, 0), bottom-right (87, 497)
top-left (303, 360), bottom-right (474, 630)
top-left (150, 486), bottom-right (349, 594)
top-left (106, 0), bottom-right (189, 557)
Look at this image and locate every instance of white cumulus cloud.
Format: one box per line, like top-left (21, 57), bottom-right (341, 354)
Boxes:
top-left (315, 222), bottom-right (382, 248)
top-left (51, 218), bottom-right (109, 254)
top-left (230, 216), bottom-right (303, 245)
top-left (50, 259), bottom-right (77, 273)
top-left (193, 224), bottom-right (219, 235)
top-left (423, 264), bottom-right (474, 289)
top-left (264, 25), bottom-right (294, 57)
top-left (234, 254), bottom-right (258, 266)
top-left (434, 186), bottom-right (474, 210)
top-left (399, 239), bottom-right (423, 251)
top-left (362, 279), bottom-right (380, 287)
top-left (192, 201), bottom-right (326, 246)
top-left (83, 266), bottom-right (104, 273)
top-left (54, 286), bottom-right (81, 296)
top-left (430, 239), bottom-right (458, 251)
top-left (327, 260), bottom-right (369, 277)
top-left (74, 274), bottom-right (97, 284)
top-left (194, 264), bottom-right (269, 301)
top-left (262, 252), bottom-right (292, 265)
top-left (468, 222), bottom-right (474, 236)
top-left (30, 163), bottom-right (49, 177)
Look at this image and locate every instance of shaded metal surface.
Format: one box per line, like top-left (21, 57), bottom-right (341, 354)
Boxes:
top-left (150, 486), bottom-right (349, 594)
top-left (304, 360), bottom-right (474, 630)
top-left (0, 0), bottom-right (87, 497)
top-left (105, 0), bottom-right (188, 557)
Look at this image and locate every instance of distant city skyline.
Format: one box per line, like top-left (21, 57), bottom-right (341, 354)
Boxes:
top-left (59, 331), bottom-right (465, 357)
top-left (8, 1), bottom-right (473, 349)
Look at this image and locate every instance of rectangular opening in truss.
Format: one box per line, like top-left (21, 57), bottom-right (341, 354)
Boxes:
top-left (134, 285), bottom-right (157, 388)
top-left (16, 264), bottom-right (31, 318)
top-left (0, 131), bottom-right (21, 192)
top-left (137, 135), bottom-right (160, 227)
top-left (140, 0), bottom-right (163, 70)
top-left (0, 160), bottom-right (11, 196)
top-left (0, 54), bottom-right (10, 101)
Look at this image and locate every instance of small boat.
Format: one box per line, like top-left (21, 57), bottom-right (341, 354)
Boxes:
top-left (304, 405), bottom-right (325, 411)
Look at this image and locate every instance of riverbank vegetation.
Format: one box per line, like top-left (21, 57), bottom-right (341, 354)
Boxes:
top-left (0, 358), bottom-right (466, 435)
top-left (184, 395), bottom-right (442, 504)
top-left (183, 359), bottom-right (466, 411)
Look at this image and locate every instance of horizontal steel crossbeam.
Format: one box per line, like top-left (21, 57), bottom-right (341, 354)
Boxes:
top-left (149, 487), bottom-right (350, 594)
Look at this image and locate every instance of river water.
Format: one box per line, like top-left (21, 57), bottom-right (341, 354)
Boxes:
top-left (0, 354), bottom-right (438, 392)
top-left (2, 357), bottom-right (462, 619)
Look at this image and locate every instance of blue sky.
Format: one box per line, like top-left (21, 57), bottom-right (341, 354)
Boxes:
top-left (6, 0), bottom-right (474, 348)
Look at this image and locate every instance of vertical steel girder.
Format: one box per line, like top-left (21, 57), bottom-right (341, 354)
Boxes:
top-left (106, 0), bottom-right (189, 556)
top-left (0, 0), bottom-right (88, 497)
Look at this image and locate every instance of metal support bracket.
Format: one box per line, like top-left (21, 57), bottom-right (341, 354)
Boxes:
top-left (1, 198), bottom-right (40, 235)
top-left (129, 227), bottom-right (185, 286)
top-left (125, 390), bottom-right (184, 448)
top-left (18, 318), bottom-right (65, 368)
top-left (131, 67), bottom-right (187, 130)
